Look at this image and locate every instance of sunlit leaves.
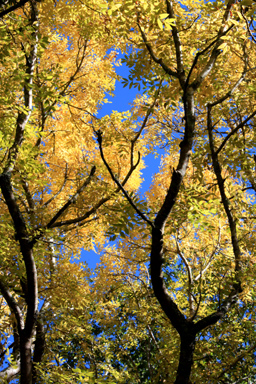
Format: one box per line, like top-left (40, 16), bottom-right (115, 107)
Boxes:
top-left (0, 0), bottom-right (256, 383)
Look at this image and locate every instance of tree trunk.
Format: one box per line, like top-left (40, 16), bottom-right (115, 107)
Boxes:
top-left (20, 334), bottom-right (32, 384)
top-left (174, 332), bottom-right (196, 384)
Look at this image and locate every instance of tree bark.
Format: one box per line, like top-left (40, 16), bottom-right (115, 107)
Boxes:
top-left (174, 331), bottom-right (196, 384)
top-left (20, 334), bottom-right (32, 384)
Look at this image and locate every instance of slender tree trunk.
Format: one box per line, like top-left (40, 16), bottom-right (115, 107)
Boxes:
top-left (20, 334), bottom-right (33, 384)
top-left (32, 318), bottom-right (45, 384)
top-left (174, 332), bottom-right (196, 384)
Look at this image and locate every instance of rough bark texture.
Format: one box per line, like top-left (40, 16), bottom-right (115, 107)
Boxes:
top-left (175, 332), bottom-right (196, 384)
top-left (20, 336), bottom-right (33, 384)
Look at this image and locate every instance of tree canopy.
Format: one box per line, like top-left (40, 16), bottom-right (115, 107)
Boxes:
top-left (0, 0), bottom-right (256, 383)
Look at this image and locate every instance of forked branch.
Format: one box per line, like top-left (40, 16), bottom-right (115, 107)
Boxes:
top-left (96, 130), bottom-right (153, 228)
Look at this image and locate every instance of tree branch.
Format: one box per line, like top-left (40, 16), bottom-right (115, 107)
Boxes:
top-left (137, 20), bottom-right (178, 79)
top-left (190, 0), bottom-right (237, 90)
top-left (217, 342), bottom-right (256, 380)
top-left (216, 110), bottom-right (256, 155)
top-left (0, 278), bottom-right (23, 332)
top-left (0, 364), bottom-right (20, 383)
top-left (0, 173), bottom-right (38, 337)
top-left (4, 1), bottom-right (38, 174)
top-left (207, 105), bottom-right (242, 283)
top-left (165, 0), bottom-right (186, 87)
top-left (0, 0), bottom-right (30, 18)
top-left (95, 130), bottom-right (153, 227)
top-left (32, 316), bottom-right (45, 384)
top-left (43, 163), bottom-right (69, 208)
top-left (45, 166), bottom-right (96, 229)
top-left (45, 137), bottom-right (144, 230)
top-left (194, 287), bottom-right (240, 333)
top-left (185, 25), bottom-right (233, 90)
top-left (193, 103), bottom-right (244, 333)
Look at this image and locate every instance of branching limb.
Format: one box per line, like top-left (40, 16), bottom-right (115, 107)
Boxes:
top-left (0, 173), bottom-right (37, 337)
top-left (0, 0), bottom-right (30, 18)
top-left (123, 87), bottom-right (162, 185)
top-left (45, 165), bottom-right (96, 229)
top-left (176, 236), bottom-right (193, 285)
top-left (0, 364), bottom-right (20, 383)
top-left (0, 3), bottom-right (40, 366)
top-left (165, 0), bottom-right (185, 86)
top-left (126, 277), bottom-right (163, 356)
top-left (216, 110), bottom-right (256, 155)
top-left (119, 152), bottom-right (141, 191)
top-left (241, 6), bottom-right (256, 44)
top-left (137, 20), bottom-right (178, 79)
top-left (48, 144), bottom-right (143, 229)
top-left (190, 0), bottom-right (236, 90)
top-left (175, 236), bottom-right (194, 317)
top-left (211, 71), bottom-right (246, 110)
top-left (4, 1), bottom-right (39, 174)
top-left (48, 196), bottom-right (109, 228)
top-left (149, 66), bottom-right (195, 344)
top-left (35, 39), bottom-right (88, 141)
top-left (195, 286), bottom-right (240, 333)
top-left (194, 225), bottom-right (222, 281)
top-left (207, 105), bottom-right (242, 282)
top-left (185, 25), bottom-right (233, 90)
top-left (130, 79), bottom-right (162, 156)
top-left (43, 163), bottom-right (69, 208)
top-left (47, 147), bottom-right (144, 228)
top-left (193, 104), bottom-right (243, 334)
top-left (96, 130), bottom-right (153, 227)
top-left (217, 342), bottom-right (256, 380)
top-left (57, 39), bottom-right (88, 99)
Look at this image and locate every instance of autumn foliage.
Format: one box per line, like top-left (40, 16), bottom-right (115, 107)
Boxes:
top-left (0, 0), bottom-right (256, 383)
